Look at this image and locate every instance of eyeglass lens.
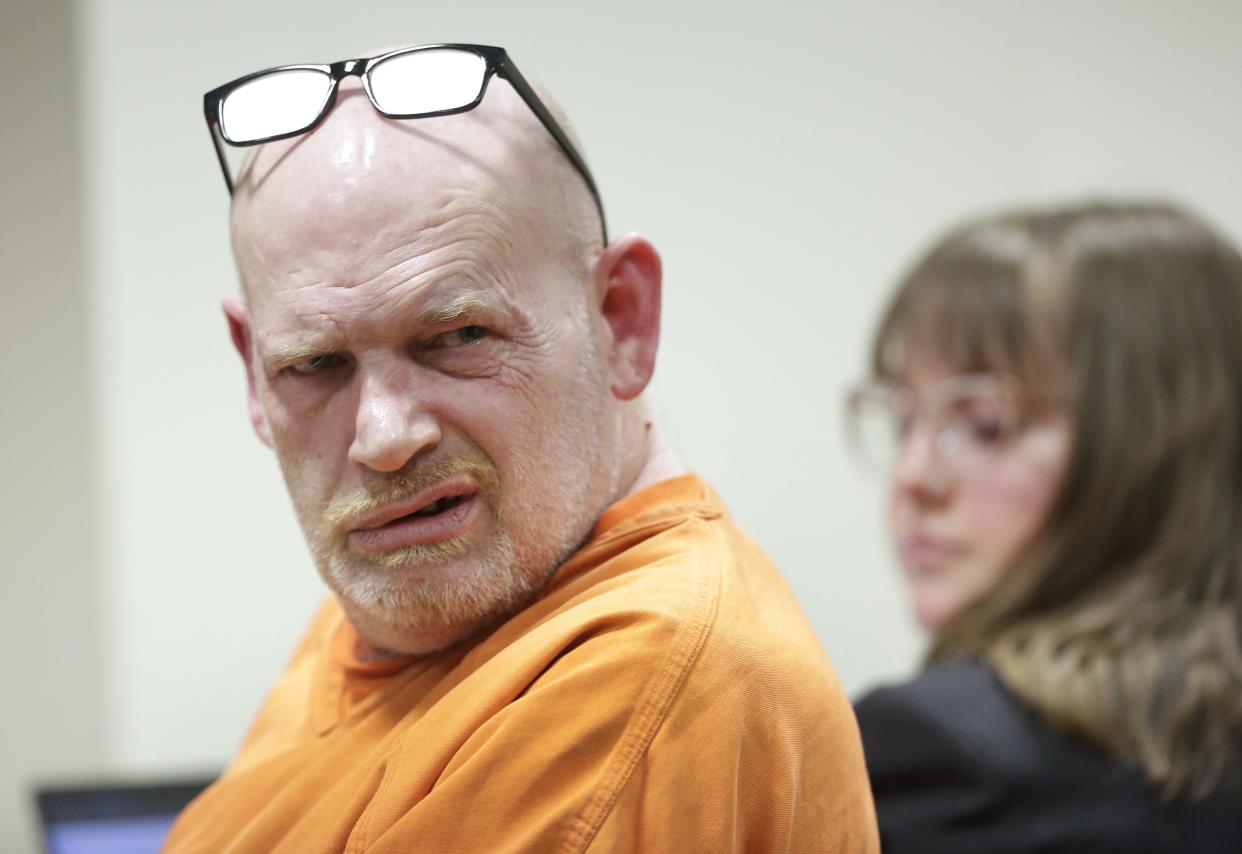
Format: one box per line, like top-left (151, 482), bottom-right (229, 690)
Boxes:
top-left (367, 49), bottom-right (487, 116)
top-left (849, 377), bottom-right (1019, 473)
top-left (222, 69), bottom-right (333, 143)
top-left (219, 48), bottom-right (491, 146)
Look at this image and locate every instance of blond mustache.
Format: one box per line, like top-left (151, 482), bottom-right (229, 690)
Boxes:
top-left (322, 458), bottom-right (499, 567)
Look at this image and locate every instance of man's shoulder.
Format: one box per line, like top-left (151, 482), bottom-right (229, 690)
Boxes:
top-left (544, 499), bottom-right (817, 661)
top-left (518, 501), bottom-right (842, 728)
top-left (502, 501), bottom-right (870, 850)
top-left (512, 506), bottom-right (736, 677)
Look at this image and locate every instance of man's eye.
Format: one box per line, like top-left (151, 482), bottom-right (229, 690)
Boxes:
top-left (290, 353), bottom-right (346, 375)
top-left (432, 326), bottom-right (489, 348)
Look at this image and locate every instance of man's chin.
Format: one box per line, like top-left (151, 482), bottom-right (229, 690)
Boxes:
top-left (323, 551), bottom-right (538, 654)
top-left (339, 587), bottom-right (535, 658)
top-left (343, 604), bottom-right (490, 658)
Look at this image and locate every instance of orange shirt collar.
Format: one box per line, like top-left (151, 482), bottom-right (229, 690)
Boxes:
top-left (591, 472), bottom-right (713, 539)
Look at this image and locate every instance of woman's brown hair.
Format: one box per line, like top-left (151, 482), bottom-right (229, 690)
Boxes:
top-left (873, 201), bottom-right (1242, 799)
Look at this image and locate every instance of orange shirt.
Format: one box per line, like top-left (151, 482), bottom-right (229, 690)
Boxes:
top-left (165, 475), bottom-right (878, 852)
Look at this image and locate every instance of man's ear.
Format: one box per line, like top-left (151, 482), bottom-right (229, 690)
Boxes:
top-left (593, 233), bottom-right (662, 401)
top-left (223, 297), bottom-right (274, 447)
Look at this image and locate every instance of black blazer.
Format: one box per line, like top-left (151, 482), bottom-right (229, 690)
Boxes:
top-left (855, 661), bottom-right (1242, 853)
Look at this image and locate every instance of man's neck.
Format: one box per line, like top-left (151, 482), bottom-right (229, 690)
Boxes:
top-left (621, 415), bottom-right (687, 498)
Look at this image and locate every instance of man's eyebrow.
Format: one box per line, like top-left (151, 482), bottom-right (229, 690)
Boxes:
top-left (416, 290), bottom-right (505, 325)
top-left (261, 340), bottom-right (332, 368)
top-left (258, 290), bottom-right (512, 368)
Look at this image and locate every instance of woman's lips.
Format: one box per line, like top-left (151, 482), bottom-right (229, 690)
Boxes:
top-left (349, 493), bottom-right (480, 553)
top-left (898, 533), bottom-right (964, 572)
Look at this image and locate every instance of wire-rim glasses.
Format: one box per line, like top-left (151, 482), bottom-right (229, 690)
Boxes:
top-left (203, 43), bottom-right (606, 242)
top-left (844, 374), bottom-right (1027, 477)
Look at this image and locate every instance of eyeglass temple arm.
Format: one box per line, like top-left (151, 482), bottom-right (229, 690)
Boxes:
top-left (204, 101), bottom-right (237, 196)
top-left (497, 58), bottom-right (608, 244)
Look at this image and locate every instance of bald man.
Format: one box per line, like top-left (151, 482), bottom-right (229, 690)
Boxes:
top-left (167, 45), bottom-right (878, 853)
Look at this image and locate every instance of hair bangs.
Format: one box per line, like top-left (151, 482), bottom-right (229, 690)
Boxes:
top-left (873, 223), bottom-right (1062, 397)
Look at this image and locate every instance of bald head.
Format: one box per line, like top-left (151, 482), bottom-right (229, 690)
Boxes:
top-left (230, 75), bottom-right (602, 299)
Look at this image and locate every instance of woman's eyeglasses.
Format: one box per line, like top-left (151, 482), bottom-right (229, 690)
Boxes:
top-left (203, 43), bottom-right (606, 241)
top-left (844, 374), bottom-right (1027, 475)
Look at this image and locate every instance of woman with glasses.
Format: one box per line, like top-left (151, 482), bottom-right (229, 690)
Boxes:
top-left (847, 201), bottom-right (1242, 852)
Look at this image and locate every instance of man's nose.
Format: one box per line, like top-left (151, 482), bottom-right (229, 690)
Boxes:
top-left (348, 365), bottom-right (441, 473)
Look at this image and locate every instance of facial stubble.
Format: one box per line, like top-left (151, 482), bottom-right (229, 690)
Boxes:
top-left (304, 327), bottom-right (620, 648)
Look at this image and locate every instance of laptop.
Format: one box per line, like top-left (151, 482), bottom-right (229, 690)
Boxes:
top-left (34, 776), bottom-right (215, 854)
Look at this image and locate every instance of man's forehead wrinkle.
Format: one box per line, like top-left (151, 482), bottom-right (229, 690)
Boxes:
top-left (249, 248), bottom-right (531, 350)
top-left (425, 187), bottom-right (527, 267)
top-left (238, 148), bottom-right (531, 286)
top-left (341, 179), bottom-right (530, 292)
top-left (349, 257), bottom-right (486, 323)
top-left (253, 303), bottom-right (346, 362)
top-left (240, 196), bottom-right (526, 317)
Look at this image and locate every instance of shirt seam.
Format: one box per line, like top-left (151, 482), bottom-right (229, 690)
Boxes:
top-left (558, 535), bottom-right (725, 852)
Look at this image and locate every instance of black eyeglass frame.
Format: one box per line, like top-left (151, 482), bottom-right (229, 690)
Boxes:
top-left (203, 43), bottom-right (607, 241)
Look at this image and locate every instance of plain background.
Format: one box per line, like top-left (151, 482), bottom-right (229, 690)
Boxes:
top-left (5, 0), bottom-right (1242, 850)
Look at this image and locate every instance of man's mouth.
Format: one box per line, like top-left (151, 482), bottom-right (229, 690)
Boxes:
top-left (404, 494), bottom-right (470, 519)
top-left (348, 480), bottom-right (481, 554)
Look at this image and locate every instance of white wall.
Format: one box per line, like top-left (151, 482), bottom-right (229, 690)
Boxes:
top-left (9, 1), bottom-right (1232, 846)
top-left (1, 3), bottom-right (106, 852)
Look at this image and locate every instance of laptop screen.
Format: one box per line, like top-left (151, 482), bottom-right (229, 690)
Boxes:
top-left (36, 778), bottom-right (215, 854)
